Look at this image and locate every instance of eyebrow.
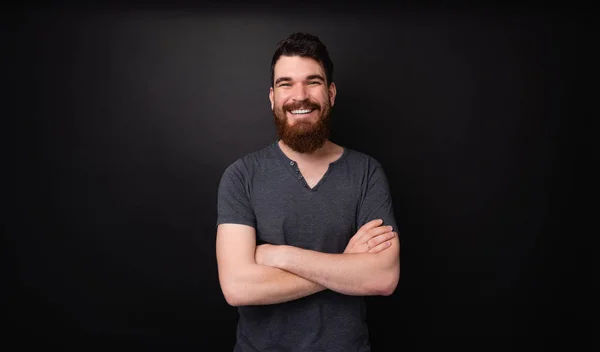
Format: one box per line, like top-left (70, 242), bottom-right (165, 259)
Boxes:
top-left (275, 74), bottom-right (326, 85)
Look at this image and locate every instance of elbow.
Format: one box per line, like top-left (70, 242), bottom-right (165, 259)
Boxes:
top-left (373, 266), bottom-right (400, 296)
top-left (220, 282), bottom-right (247, 307)
top-left (379, 277), bottom-right (399, 296)
top-left (372, 238), bottom-right (400, 296)
top-left (223, 291), bottom-right (243, 307)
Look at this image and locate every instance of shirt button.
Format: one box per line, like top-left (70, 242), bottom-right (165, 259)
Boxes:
top-left (290, 161), bottom-right (295, 166)
top-left (298, 175), bottom-right (303, 179)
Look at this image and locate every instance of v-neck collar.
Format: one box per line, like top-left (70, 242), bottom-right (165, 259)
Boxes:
top-left (272, 139), bottom-right (348, 192)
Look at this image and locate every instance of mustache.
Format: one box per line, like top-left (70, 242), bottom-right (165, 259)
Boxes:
top-left (284, 101), bottom-right (320, 111)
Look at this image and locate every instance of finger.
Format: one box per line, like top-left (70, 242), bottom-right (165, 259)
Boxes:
top-left (366, 231), bottom-right (396, 248)
top-left (360, 219), bottom-right (384, 232)
top-left (348, 219), bottom-right (383, 246)
top-left (353, 224), bottom-right (391, 247)
top-left (368, 238), bottom-right (393, 253)
top-left (365, 225), bottom-right (394, 241)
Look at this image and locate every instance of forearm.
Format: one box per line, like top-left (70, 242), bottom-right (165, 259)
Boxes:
top-left (273, 244), bottom-right (399, 296)
top-left (221, 263), bottom-right (325, 306)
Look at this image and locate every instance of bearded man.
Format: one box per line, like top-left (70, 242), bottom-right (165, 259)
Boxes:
top-left (215, 32), bottom-right (400, 352)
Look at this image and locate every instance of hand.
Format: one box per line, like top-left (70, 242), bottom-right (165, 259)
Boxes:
top-left (344, 219), bottom-right (396, 254)
top-left (255, 243), bottom-right (280, 267)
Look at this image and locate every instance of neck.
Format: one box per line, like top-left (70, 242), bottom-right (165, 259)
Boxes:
top-left (278, 139), bottom-right (334, 163)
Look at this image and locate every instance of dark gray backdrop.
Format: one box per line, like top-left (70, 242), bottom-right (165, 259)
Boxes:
top-left (6, 2), bottom-right (582, 351)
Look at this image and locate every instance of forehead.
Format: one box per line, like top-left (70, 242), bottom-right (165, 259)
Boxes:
top-left (273, 55), bottom-right (325, 80)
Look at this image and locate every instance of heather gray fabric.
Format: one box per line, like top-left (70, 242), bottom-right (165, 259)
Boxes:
top-left (216, 140), bottom-right (398, 352)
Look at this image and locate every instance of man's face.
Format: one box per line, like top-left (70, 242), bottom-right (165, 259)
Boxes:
top-left (269, 55), bottom-right (337, 154)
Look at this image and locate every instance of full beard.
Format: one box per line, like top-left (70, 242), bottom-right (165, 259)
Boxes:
top-left (273, 100), bottom-right (331, 154)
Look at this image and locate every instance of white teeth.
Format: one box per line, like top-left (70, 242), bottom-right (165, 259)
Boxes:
top-left (291, 109), bottom-right (312, 114)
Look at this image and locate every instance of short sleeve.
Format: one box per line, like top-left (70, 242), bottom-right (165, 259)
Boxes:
top-left (216, 160), bottom-right (256, 228)
top-left (356, 164), bottom-right (399, 233)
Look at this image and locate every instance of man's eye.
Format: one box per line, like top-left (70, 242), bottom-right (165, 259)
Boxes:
top-left (279, 83), bottom-right (291, 87)
top-left (308, 81), bottom-right (320, 85)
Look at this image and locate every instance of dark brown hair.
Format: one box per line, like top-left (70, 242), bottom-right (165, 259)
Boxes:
top-left (270, 32), bottom-right (334, 87)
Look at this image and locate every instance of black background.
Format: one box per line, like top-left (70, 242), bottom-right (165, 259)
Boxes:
top-left (5, 1), bottom-right (585, 350)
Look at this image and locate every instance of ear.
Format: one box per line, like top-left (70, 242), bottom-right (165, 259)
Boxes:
top-left (328, 82), bottom-right (337, 107)
top-left (269, 87), bottom-right (274, 110)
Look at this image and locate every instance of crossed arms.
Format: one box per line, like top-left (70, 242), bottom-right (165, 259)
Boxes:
top-left (216, 219), bottom-right (400, 306)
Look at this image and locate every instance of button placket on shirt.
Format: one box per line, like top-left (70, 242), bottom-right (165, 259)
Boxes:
top-left (289, 161), bottom-right (303, 180)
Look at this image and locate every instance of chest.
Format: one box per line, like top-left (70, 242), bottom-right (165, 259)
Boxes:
top-left (251, 173), bottom-right (361, 253)
top-left (297, 163), bottom-right (331, 189)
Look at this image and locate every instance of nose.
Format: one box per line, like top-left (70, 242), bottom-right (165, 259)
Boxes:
top-left (291, 84), bottom-right (308, 101)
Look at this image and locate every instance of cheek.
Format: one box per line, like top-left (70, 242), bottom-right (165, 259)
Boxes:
top-left (313, 88), bottom-right (329, 101)
top-left (274, 93), bottom-right (289, 107)
top-left (321, 92), bottom-right (332, 106)
top-left (274, 99), bottom-right (285, 110)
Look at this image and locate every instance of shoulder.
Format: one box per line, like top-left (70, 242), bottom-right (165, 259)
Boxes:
top-left (220, 143), bottom-right (277, 180)
top-left (342, 147), bottom-right (384, 171)
top-left (338, 147), bottom-right (393, 188)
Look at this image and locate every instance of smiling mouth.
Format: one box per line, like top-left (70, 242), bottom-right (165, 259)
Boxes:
top-left (288, 108), bottom-right (316, 115)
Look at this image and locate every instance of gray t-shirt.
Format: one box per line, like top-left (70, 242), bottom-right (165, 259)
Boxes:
top-left (217, 140), bottom-right (398, 352)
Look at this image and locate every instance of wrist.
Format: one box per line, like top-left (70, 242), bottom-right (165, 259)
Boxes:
top-left (274, 245), bottom-right (291, 269)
